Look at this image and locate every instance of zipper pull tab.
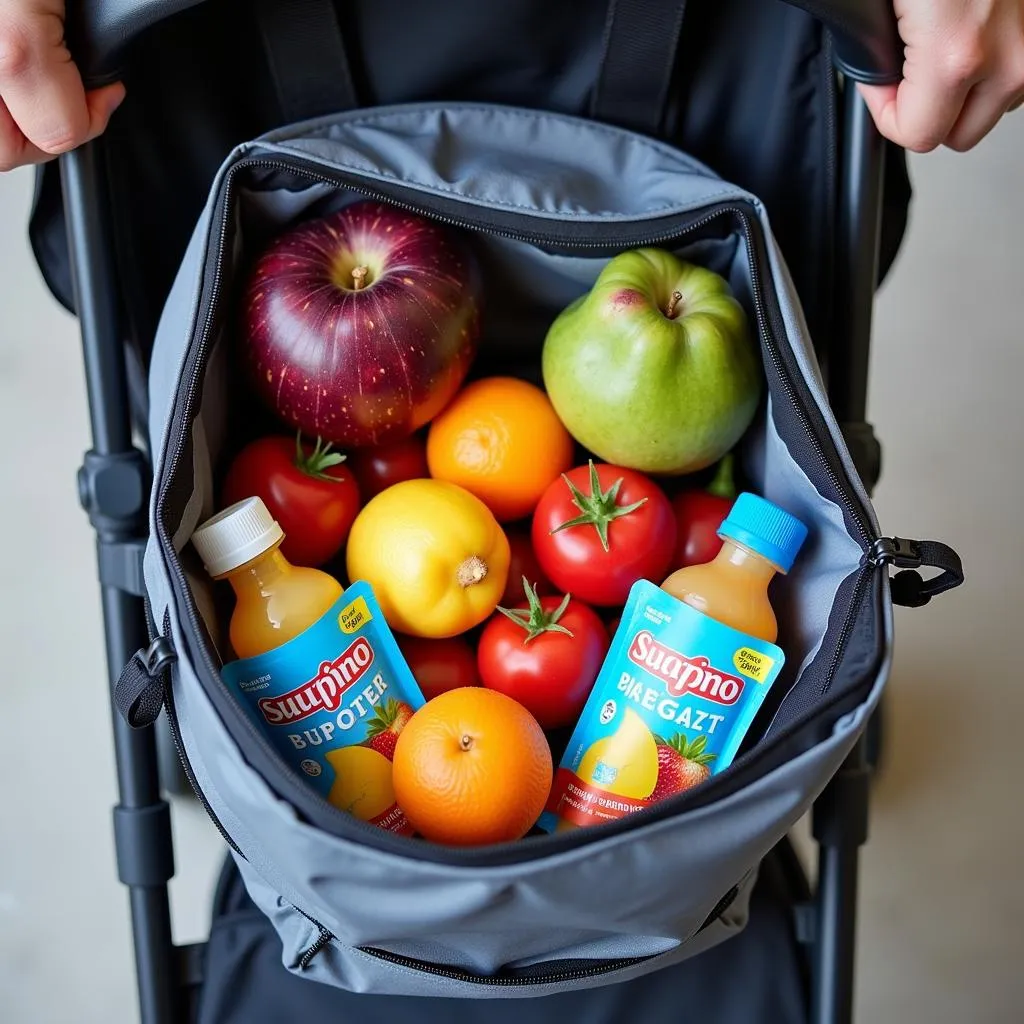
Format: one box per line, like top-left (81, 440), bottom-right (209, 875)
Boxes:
top-left (868, 537), bottom-right (964, 607)
top-left (116, 636), bottom-right (177, 728)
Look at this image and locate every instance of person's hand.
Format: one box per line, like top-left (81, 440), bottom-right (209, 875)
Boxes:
top-left (0, 0), bottom-right (124, 171)
top-left (859, 0), bottom-right (1024, 153)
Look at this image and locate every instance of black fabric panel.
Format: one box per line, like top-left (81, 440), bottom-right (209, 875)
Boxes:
top-left (255, 0), bottom-right (359, 122)
top-left (195, 849), bottom-right (810, 1024)
top-left (27, 0), bottom-right (911, 365)
top-left (666, 0), bottom-right (837, 345)
top-left (590, 0), bottom-right (688, 136)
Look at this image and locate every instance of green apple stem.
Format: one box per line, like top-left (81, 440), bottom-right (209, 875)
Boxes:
top-left (351, 265), bottom-right (369, 290)
top-left (665, 290), bottom-right (683, 319)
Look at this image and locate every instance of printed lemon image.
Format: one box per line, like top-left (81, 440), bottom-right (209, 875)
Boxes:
top-left (324, 745), bottom-right (397, 821)
top-left (577, 709), bottom-right (659, 798)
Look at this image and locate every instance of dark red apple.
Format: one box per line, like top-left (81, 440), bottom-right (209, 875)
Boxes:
top-left (242, 200), bottom-right (481, 448)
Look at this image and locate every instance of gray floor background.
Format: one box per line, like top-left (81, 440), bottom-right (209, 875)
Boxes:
top-left (1, 113), bottom-right (1022, 1022)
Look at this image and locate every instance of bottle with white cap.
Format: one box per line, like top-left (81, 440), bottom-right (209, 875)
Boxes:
top-left (191, 496), bottom-right (343, 660)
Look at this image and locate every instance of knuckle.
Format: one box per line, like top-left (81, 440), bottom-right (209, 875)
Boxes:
top-left (37, 127), bottom-right (82, 155)
top-left (0, 23), bottom-right (34, 79)
top-left (940, 36), bottom-right (986, 84)
top-left (1009, 50), bottom-right (1024, 93)
top-left (902, 129), bottom-right (941, 154)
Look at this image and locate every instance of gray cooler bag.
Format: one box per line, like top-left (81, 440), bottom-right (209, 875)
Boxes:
top-left (136, 102), bottom-right (939, 997)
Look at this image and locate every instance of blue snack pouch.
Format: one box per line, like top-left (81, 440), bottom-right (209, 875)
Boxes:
top-left (540, 578), bottom-right (785, 832)
top-left (221, 580), bottom-right (424, 834)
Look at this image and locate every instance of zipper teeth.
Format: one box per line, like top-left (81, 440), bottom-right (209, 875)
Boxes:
top-left (156, 152), bottom-right (879, 864)
top-left (820, 565), bottom-right (871, 695)
top-left (159, 612), bottom-right (243, 856)
top-left (359, 947), bottom-right (650, 986)
top-left (238, 156), bottom-right (716, 248)
top-left (736, 209), bottom-right (873, 548)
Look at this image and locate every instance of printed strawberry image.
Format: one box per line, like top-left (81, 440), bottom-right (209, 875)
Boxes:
top-left (649, 734), bottom-right (717, 801)
top-left (365, 699), bottom-right (415, 761)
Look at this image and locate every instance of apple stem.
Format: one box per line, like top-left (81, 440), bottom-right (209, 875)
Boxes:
top-left (351, 266), bottom-right (369, 291)
top-left (665, 290), bottom-right (684, 319)
top-left (456, 556), bottom-right (489, 588)
top-left (460, 734), bottom-right (474, 752)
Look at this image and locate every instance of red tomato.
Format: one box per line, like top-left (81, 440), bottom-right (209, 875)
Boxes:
top-left (501, 528), bottom-right (554, 606)
top-left (221, 435), bottom-right (360, 567)
top-left (671, 455), bottom-right (735, 567)
top-left (478, 586), bottom-right (609, 730)
top-left (672, 491), bottom-right (732, 567)
top-left (532, 461), bottom-right (676, 606)
top-left (398, 636), bottom-right (480, 701)
top-left (347, 435), bottom-right (429, 500)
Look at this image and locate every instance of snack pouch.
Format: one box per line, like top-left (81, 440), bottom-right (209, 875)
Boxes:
top-left (540, 578), bottom-right (785, 832)
top-left (221, 580), bottom-right (424, 834)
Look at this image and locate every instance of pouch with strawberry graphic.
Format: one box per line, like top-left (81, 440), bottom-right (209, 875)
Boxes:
top-left (539, 578), bottom-right (785, 832)
top-left (221, 580), bottom-right (424, 834)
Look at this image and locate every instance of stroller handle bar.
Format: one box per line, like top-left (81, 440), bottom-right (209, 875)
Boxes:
top-left (67, 0), bottom-right (903, 89)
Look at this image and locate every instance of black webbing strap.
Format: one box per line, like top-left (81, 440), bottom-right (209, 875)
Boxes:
top-left (871, 537), bottom-right (965, 608)
top-left (256, 0), bottom-right (359, 123)
top-left (590, 0), bottom-right (688, 137)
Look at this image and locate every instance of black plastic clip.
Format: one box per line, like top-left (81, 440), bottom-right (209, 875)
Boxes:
top-left (870, 536), bottom-right (922, 569)
top-left (115, 635), bottom-right (177, 728)
top-left (869, 537), bottom-right (964, 608)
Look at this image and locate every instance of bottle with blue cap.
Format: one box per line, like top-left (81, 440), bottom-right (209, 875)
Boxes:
top-left (661, 491), bottom-right (808, 643)
top-left (539, 490), bottom-right (810, 833)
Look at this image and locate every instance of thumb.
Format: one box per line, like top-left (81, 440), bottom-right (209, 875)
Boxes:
top-left (84, 82), bottom-right (127, 139)
top-left (857, 83), bottom-right (900, 142)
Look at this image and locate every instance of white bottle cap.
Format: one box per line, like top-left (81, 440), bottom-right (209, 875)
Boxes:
top-left (191, 497), bottom-right (285, 577)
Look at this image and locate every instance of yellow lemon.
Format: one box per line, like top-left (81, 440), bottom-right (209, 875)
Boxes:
top-left (346, 479), bottom-right (510, 637)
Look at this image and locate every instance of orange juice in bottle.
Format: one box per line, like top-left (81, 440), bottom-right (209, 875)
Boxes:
top-left (540, 493), bottom-right (807, 832)
top-left (191, 497), bottom-right (424, 832)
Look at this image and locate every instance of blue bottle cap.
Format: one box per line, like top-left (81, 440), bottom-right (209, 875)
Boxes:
top-left (717, 492), bottom-right (809, 573)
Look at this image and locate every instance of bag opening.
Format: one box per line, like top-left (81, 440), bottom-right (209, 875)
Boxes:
top-left (150, 106), bottom-right (882, 869)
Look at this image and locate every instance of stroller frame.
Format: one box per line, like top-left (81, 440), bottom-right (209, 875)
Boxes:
top-left (57, 4), bottom-right (902, 1020)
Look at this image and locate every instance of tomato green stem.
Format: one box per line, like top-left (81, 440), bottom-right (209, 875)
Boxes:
top-left (294, 432), bottom-right (347, 483)
top-left (497, 578), bottom-right (574, 644)
top-left (550, 460), bottom-right (647, 553)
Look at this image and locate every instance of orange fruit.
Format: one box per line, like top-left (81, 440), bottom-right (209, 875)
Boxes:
top-left (392, 687), bottom-right (553, 846)
top-left (427, 376), bottom-right (574, 522)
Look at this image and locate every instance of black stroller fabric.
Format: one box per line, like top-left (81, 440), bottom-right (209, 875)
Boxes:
top-left (29, 0), bottom-right (911, 372)
top-left (195, 843), bottom-right (811, 1023)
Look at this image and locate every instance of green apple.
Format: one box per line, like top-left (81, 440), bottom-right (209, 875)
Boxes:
top-left (541, 248), bottom-right (761, 475)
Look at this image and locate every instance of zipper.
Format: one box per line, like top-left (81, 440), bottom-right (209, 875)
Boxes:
top-left (356, 947), bottom-right (652, 987)
top-left (819, 565), bottom-right (871, 698)
top-left (735, 206), bottom-right (873, 551)
top-left (157, 612), bottom-right (244, 857)
top-left (297, 882), bottom-right (741, 979)
top-left (354, 880), bottom-right (741, 984)
top-left (155, 151), bottom-right (881, 865)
